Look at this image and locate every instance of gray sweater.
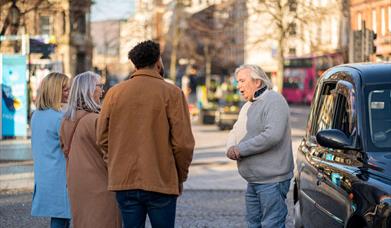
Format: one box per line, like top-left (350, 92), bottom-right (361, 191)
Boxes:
top-left (227, 90), bottom-right (294, 183)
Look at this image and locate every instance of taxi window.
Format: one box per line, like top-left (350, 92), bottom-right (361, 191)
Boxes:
top-left (368, 89), bottom-right (391, 148)
top-left (310, 83), bottom-right (337, 135)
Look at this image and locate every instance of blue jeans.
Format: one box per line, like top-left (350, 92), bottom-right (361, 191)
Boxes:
top-left (50, 217), bottom-right (70, 228)
top-left (245, 180), bottom-right (291, 228)
top-left (116, 190), bottom-right (177, 228)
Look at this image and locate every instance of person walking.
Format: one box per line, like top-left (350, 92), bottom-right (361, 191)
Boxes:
top-left (60, 71), bottom-right (121, 228)
top-left (31, 72), bottom-right (71, 228)
top-left (97, 40), bottom-right (194, 228)
top-left (226, 64), bottom-right (294, 228)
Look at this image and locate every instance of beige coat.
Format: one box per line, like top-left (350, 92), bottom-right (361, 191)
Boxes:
top-left (96, 69), bottom-right (195, 195)
top-left (60, 110), bottom-right (121, 228)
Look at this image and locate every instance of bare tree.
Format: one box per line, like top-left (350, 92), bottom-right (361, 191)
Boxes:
top-left (168, 0), bottom-right (186, 82)
top-left (0, 0), bottom-right (55, 37)
top-left (248, 0), bottom-right (330, 92)
top-left (179, 0), bottom-right (246, 85)
top-left (164, 0), bottom-right (246, 84)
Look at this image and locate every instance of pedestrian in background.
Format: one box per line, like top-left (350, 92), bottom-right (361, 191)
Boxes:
top-left (97, 40), bottom-right (194, 228)
top-left (31, 72), bottom-right (71, 228)
top-left (226, 64), bottom-right (294, 228)
top-left (60, 71), bottom-right (121, 228)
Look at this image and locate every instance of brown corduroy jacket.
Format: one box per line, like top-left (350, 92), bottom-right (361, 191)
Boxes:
top-left (96, 69), bottom-right (194, 195)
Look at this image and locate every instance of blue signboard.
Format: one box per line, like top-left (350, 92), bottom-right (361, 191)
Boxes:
top-left (0, 55), bottom-right (28, 137)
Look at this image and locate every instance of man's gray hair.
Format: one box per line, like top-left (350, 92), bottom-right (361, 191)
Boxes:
top-left (64, 71), bottom-right (101, 120)
top-left (234, 64), bottom-right (273, 90)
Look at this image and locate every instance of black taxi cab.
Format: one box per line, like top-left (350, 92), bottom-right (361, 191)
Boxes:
top-left (294, 63), bottom-right (391, 228)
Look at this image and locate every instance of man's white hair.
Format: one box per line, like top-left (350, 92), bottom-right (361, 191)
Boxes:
top-left (234, 64), bottom-right (273, 90)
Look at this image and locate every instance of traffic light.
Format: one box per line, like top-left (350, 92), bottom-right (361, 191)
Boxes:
top-left (368, 30), bottom-right (377, 55)
top-left (351, 30), bottom-right (363, 62)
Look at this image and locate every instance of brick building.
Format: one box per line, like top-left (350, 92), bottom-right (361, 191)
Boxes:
top-left (350, 0), bottom-right (391, 61)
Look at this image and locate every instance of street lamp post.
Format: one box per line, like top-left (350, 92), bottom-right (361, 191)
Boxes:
top-left (9, 0), bottom-right (21, 29)
top-left (0, 0), bottom-right (21, 50)
top-left (4, 0), bottom-right (21, 36)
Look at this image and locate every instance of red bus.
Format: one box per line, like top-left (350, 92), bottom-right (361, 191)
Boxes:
top-left (282, 53), bottom-right (344, 104)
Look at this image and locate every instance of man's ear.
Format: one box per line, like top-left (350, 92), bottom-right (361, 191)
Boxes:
top-left (256, 79), bottom-right (262, 88)
top-left (155, 61), bottom-right (161, 70)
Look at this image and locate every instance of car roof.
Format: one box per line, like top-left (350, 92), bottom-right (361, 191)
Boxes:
top-left (335, 63), bottom-right (391, 85)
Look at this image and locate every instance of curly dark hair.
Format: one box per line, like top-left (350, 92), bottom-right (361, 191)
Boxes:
top-left (128, 40), bottom-right (160, 69)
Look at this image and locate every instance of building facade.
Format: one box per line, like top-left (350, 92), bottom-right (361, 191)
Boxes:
top-left (0, 0), bottom-right (93, 77)
top-left (350, 0), bottom-right (391, 61)
top-left (243, 0), bottom-right (279, 74)
top-left (91, 19), bottom-right (129, 79)
top-left (290, 0), bottom-right (350, 58)
top-left (182, 0), bottom-right (245, 75)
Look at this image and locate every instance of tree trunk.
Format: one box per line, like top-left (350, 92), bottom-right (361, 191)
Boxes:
top-left (169, 2), bottom-right (185, 82)
top-left (204, 44), bottom-right (212, 91)
top-left (169, 19), bottom-right (180, 82)
top-left (276, 37), bottom-right (284, 93)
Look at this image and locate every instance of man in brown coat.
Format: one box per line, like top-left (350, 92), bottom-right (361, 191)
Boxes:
top-left (96, 40), bottom-right (194, 228)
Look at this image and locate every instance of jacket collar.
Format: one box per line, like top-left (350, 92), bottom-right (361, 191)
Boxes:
top-left (131, 69), bottom-right (164, 80)
top-left (251, 86), bottom-right (268, 102)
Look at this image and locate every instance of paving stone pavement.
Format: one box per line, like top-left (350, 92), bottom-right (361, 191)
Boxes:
top-left (0, 105), bottom-right (306, 227)
top-left (0, 189), bottom-right (294, 228)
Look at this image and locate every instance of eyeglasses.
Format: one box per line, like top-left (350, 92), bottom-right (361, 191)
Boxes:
top-left (96, 83), bottom-right (104, 89)
top-left (62, 86), bottom-right (70, 92)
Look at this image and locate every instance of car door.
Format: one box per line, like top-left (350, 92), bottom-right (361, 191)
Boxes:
top-left (298, 81), bottom-right (338, 228)
top-left (313, 80), bottom-right (359, 227)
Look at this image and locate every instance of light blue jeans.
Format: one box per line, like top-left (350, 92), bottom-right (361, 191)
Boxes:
top-left (245, 179), bottom-right (291, 228)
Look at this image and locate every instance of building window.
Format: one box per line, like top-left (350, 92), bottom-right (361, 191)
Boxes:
top-left (288, 0), bottom-right (297, 12)
top-left (389, 6), bottom-right (391, 32)
top-left (357, 13), bottom-right (362, 30)
top-left (72, 11), bottom-right (86, 34)
top-left (289, 22), bottom-right (297, 36)
top-left (381, 8), bottom-right (386, 35)
top-left (39, 16), bottom-right (51, 35)
top-left (76, 52), bottom-right (86, 74)
top-left (78, 13), bottom-right (86, 34)
top-left (372, 9), bottom-right (377, 33)
top-left (289, 48), bottom-right (296, 56)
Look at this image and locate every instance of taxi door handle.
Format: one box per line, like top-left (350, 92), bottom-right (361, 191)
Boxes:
top-left (316, 172), bottom-right (324, 185)
top-left (305, 141), bottom-right (317, 147)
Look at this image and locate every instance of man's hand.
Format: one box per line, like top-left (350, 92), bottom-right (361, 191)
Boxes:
top-left (226, 146), bottom-right (241, 160)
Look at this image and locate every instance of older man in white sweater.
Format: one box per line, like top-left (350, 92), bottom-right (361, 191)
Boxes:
top-left (226, 64), bottom-right (294, 228)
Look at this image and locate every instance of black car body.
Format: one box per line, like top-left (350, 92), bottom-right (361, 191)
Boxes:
top-left (294, 63), bottom-right (391, 228)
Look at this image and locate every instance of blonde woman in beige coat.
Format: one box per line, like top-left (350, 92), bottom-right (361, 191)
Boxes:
top-left (60, 71), bottom-right (121, 228)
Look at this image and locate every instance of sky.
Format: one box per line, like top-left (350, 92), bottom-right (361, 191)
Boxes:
top-left (91, 0), bottom-right (135, 21)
